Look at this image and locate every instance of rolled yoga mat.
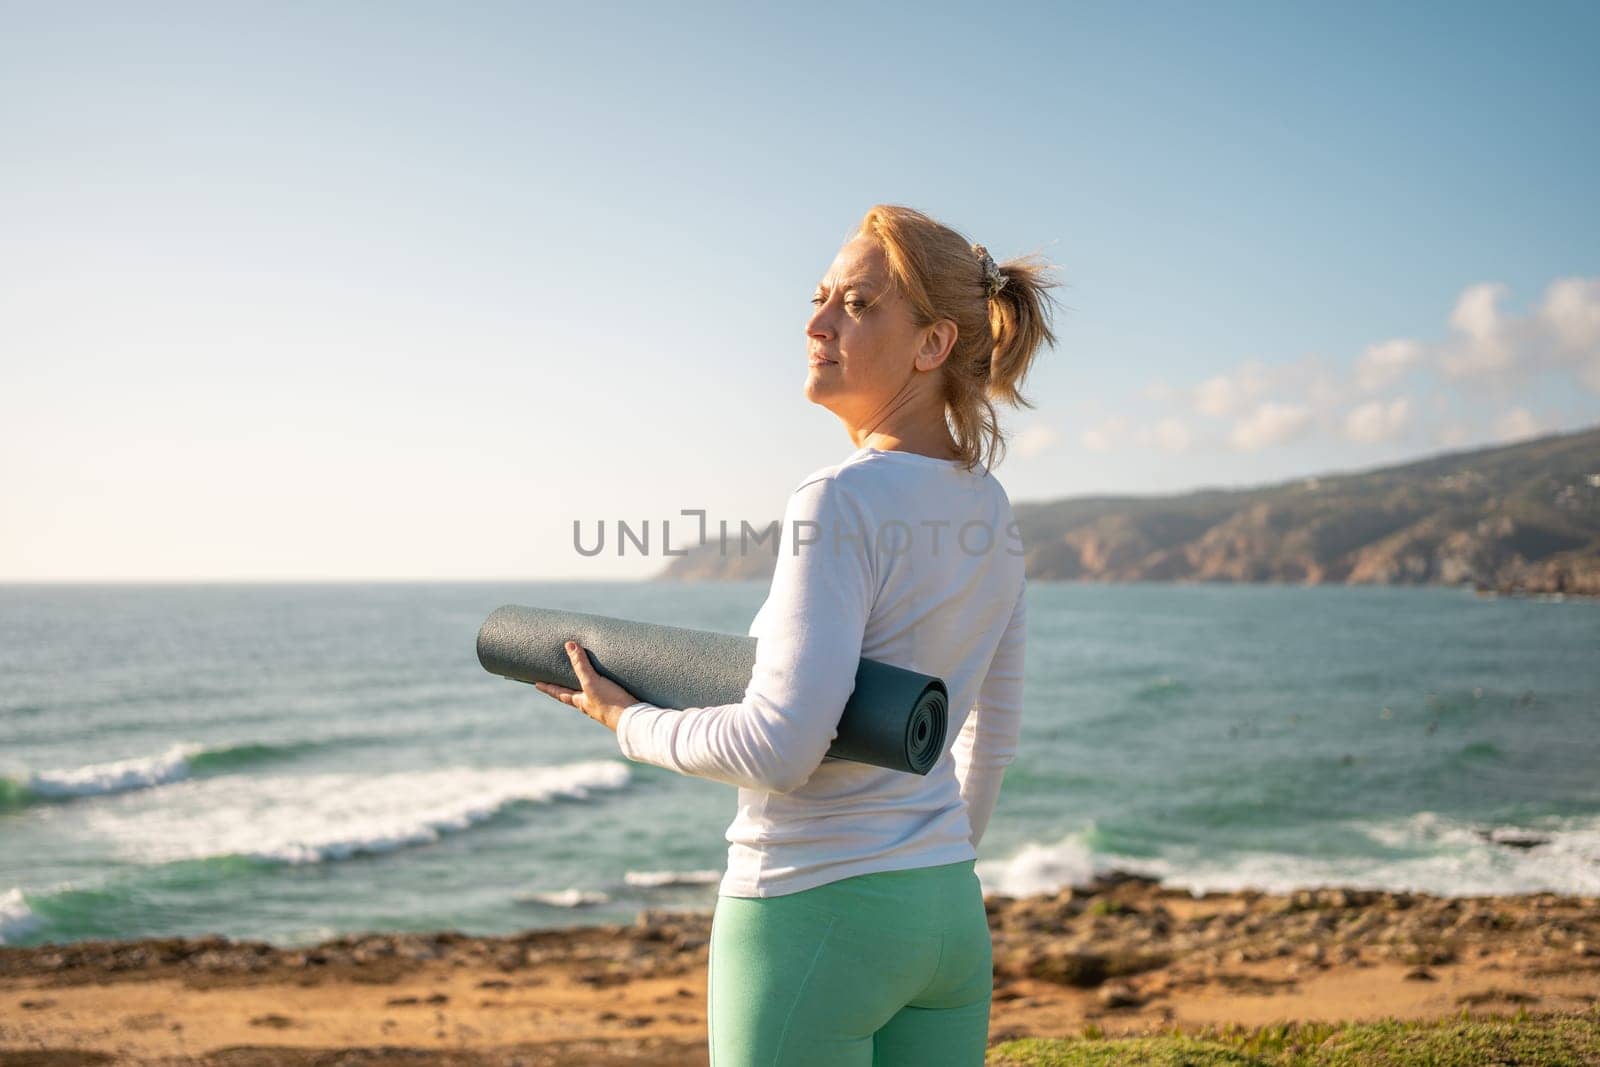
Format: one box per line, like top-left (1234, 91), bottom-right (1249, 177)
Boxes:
top-left (476, 604), bottom-right (948, 776)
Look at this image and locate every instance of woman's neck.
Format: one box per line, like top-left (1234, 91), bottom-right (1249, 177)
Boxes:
top-left (857, 429), bottom-right (961, 462)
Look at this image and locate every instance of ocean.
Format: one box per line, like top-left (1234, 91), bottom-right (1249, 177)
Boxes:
top-left (1, 580), bottom-right (1596, 949)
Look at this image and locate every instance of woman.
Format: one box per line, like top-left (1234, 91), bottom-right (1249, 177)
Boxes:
top-left (534, 203), bottom-right (1058, 1065)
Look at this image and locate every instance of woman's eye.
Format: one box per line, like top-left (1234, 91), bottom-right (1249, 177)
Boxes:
top-left (809, 295), bottom-right (867, 311)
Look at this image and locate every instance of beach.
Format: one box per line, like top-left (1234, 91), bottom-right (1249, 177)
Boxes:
top-left (5, 582), bottom-right (1598, 1062)
top-left (4, 869), bottom-right (1598, 1064)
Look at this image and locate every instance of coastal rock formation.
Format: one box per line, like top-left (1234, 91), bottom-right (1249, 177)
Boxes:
top-left (656, 424), bottom-right (1600, 596)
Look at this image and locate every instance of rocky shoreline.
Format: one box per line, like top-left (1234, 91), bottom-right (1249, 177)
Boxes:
top-left (4, 870), bottom-right (1599, 1064)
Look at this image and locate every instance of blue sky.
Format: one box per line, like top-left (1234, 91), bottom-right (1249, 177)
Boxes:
top-left (2, 1), bottom-right (1596, 579)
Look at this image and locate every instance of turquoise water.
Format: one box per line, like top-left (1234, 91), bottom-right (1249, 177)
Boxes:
top-left (1, 581), bottom-right (1596, 949)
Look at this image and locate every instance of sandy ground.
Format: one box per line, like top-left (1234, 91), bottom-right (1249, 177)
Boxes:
top-left (3, 870), bottom-right (1597, 1065)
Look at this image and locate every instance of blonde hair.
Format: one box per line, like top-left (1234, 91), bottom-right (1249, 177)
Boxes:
top-left (854, 204), bottom-right (1062, 473)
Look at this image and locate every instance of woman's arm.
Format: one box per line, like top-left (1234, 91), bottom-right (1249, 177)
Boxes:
top-left (613, 473), bottom-right (877, 795)
top-left (950, 578), bottom-right (1027, 848)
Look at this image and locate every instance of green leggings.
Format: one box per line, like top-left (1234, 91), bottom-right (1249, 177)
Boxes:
top-left (707, 858), bottom-right (993, 1066)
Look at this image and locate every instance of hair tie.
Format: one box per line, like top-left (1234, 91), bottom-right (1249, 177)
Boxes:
top-left (972, 244), bottom-right (1009, 298)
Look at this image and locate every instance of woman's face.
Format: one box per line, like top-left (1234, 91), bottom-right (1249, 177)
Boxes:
top-left (804, 236), bottom-right (940, 423)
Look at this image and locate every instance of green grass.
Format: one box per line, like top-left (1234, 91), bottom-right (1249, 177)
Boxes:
top-left (985, 1005), bottom-right (1600, 1066)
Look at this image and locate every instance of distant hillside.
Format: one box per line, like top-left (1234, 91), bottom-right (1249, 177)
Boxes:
top-left (653, 423), bottom-right (1600, 596)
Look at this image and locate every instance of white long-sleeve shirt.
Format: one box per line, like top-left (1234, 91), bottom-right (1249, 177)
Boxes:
top-left (615, 444), bottom-right (1028, 898)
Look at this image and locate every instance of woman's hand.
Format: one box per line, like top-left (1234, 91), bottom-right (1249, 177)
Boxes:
top-left (532, 641), bottom-right (639, 733)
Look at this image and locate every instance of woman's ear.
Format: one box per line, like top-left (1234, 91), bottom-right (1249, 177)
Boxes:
top-left (916, 319), bottom-right (959, 371)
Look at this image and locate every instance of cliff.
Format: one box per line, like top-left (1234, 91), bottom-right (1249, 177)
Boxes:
top-left (654, 424), bottom-right (1600, 596)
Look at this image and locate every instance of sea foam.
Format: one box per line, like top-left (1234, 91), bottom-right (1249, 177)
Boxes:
top-left (519, 888), bottom-right (613, 908)
top-left (19, 742), bottom-right (208, 799)
top-left (4, 738), bottom-right (328, 808)
top-left (82, 760), bottom-right (633, 866)
top-left (974, 811), bottom-right (1600, 900)
top-left (623, 869), bottom-right (721, 888)
top-left (0, 888), bottom-right (41, 946)
top-left (975, 829), bottom-right (1102, 898)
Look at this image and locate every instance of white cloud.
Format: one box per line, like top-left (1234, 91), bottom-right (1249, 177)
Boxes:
top-left (1540, 277), bottom-right (1600, 392)
top-left (1341, 397), bottom-right (1412, 444)
top-left (1080, 429), bottom-right (1114, 452)
top-left (1304, 365), bottom-right (1347, 412)
top-left (1137, 273), bottom-right (1600, 456)
top-left (1439, 282), bottom-right (1518, 380)
top-left (1141, 378), bottom-right (1178, 403)
top-left (1182, 354), bottom-right (1348, 421)
top-left (1542, 278), bottom-right (1600, 350)
top-left (1192, 359), bottom-right (1273, 417)
top-left (1229, 401), bottom-right (1312, 451)
top-left (1013, 424), bottom-right (1059, 459)
top-left (1491, 406), bottom-right (1545, 443)
top-left (1449, 282), bottom-right (1508, 344)
top-left (1079, 416), bottom-right (1126, 453)
top-left (1434, 276), bottom-right (1600, 393)
top-left (1355, 339), bottom-right (1425, 393)
top-left (1133, 417), bottom-right (1194, 453)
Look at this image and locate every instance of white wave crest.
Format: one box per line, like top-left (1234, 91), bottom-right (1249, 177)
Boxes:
top-left (623, 869), bottom-right (721, 888)
top-left (1343, 810), bottom-right (1600, 897)
top-left (975, 830), bottom-right (1103, 898)
top-left (0, 887), bottom-right (42, 945)
top-left (521, 888), bottom-right (612, 908)
top-left (24, 742), bottom-right (208, 799)
top-left (82, 760), bottom-right (632, 865)
top-left (976, 811), bottom-right (1600, 900)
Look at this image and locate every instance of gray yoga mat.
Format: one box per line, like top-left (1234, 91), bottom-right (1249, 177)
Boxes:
top-left (476, 604), bottom-right (948, 776)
